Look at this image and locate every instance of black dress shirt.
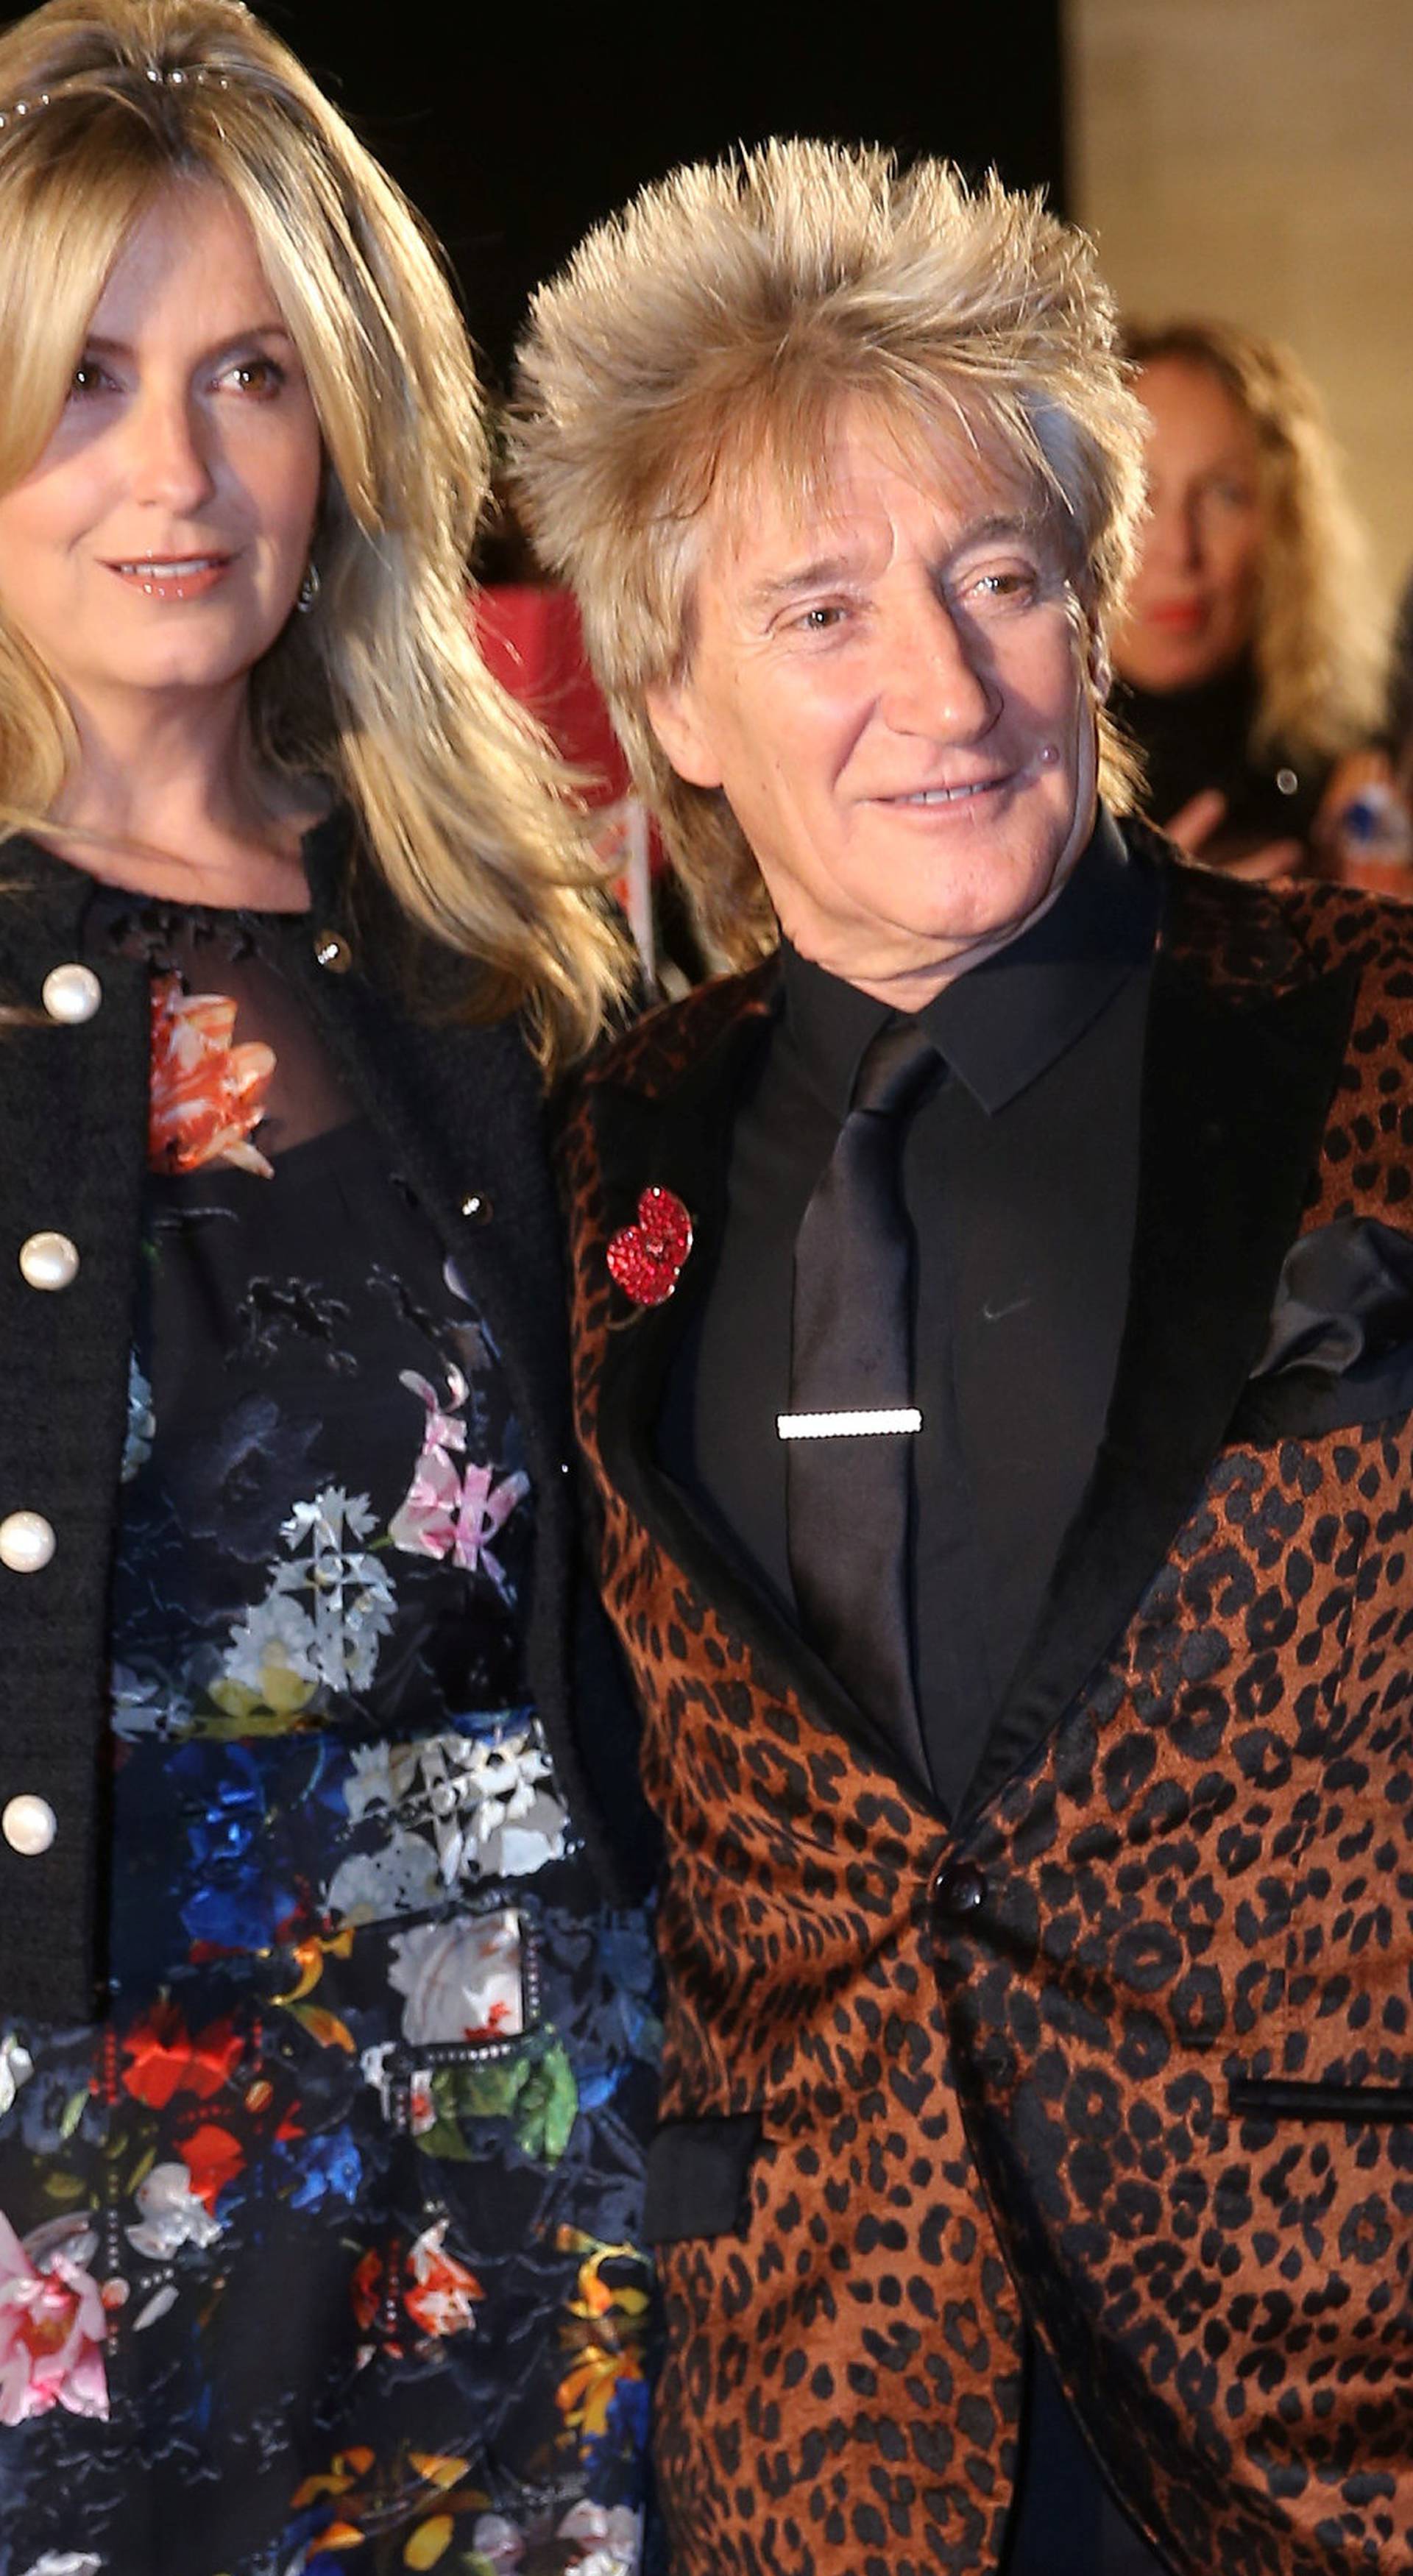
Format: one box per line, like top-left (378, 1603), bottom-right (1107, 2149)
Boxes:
top-left (656, 812), bottom-right (1169, 2576)
top-left (659, 812), bottom-right (1159, 1814)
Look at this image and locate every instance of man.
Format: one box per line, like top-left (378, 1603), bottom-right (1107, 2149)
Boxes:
top-left (512, 142), bottom-right (1413, 2576)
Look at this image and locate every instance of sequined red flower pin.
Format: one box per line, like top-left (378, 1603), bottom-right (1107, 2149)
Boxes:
top-left (607, 1186), bottom-right (694, 1308)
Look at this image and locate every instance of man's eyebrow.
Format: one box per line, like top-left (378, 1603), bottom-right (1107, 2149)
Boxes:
top-left (949, 510), bottom-right (1044, 551)
top-left (742, 512), bottom-right (1048, 615)
top-left (741, 553), bottom-right (860, 616)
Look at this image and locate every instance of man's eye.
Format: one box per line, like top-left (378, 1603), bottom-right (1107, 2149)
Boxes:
top-left (796, 604), bottom-right (846, 632)
top-left (974, 570), bottom-right (1033, 598)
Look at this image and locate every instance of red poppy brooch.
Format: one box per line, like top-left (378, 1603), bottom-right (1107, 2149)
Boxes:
top-left (607, 1186), bottom-right (694, 1308)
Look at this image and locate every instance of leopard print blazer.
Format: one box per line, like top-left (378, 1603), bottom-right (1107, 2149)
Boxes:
top-left (562, 824), bottom-right (1413, 2576)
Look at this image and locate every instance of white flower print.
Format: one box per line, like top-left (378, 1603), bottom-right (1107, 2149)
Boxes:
top-left (334, 1720), bottom-right (570, 1913)
top-left (388, 1910), bottom-right (525, 2047)
top-left (222, 1487), bottom-right (395, 1705)
top-left (125, 2162), bottom-right (224, 2261)
top-left (0, 2037), bottom-right (32, 2122)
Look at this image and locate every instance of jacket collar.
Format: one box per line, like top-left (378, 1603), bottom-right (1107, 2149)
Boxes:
top-left (584, 821), bottom-right (1360, 1822)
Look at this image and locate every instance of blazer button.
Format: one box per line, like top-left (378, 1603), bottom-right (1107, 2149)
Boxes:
top-left (18, 1230), bottom-right (79, 1291)
top-left (41, 963), bottom-right (102, 1023)
top-left (0, 1510), bottom-right (54, 1573)
top-left (2, 1794), bottom-right (54, 1856)
top-left (460, 1192), bottom-right (493, 1224)
top-left (931, 1858), bottom-right (987, 1921)
top-left (314, 929), bottom-right (353, 974)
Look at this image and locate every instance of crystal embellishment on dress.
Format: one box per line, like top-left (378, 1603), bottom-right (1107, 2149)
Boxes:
top-left (606, 1186), bottom-right (693, 1307)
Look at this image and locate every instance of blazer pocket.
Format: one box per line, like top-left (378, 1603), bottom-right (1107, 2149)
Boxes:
top-left (1228, 2076), bottom-right (1413, 2126)
top-left (1233, 1212), bottom-right (1413, 1438)
top-left (1231, 1352), bottom-right (1413, 1440)
top-left (642, 2110), bottom-right (762, 2244)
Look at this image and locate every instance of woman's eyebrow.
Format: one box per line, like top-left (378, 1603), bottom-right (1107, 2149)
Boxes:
top-left (80, 319), bottom-right (296, 363)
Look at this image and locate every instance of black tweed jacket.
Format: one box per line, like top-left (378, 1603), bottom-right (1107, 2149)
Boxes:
top-left (0, 816), bottom-right (650, 2020)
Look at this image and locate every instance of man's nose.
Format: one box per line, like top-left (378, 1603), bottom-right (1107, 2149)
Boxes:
top-left (877, 590), bottom-right (999, 737)
top-left (124, 389), bottom-right (216, 515)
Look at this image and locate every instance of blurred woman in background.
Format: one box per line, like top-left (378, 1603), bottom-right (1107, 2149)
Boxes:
top-left (0, 3), bottom-right (658, 2570)
top-left (1113, 317), bottom-right (1395, 878)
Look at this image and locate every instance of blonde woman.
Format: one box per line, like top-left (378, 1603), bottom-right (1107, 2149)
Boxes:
top-left (1113, 318), bottom-right (1388, 876)
top-left (0, 4), bottom-right (656, 2569)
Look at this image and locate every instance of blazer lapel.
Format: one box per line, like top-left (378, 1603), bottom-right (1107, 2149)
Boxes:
top-left (589, 980), bottom-right (939, 1800)
top-left (963, 881), bottom-right (1360, 1823)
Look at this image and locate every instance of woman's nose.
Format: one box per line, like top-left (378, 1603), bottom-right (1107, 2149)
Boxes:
top-left (124, 389), bottom-right (216, 514)
top-left (1144, 492), bottom-right (1203, 578)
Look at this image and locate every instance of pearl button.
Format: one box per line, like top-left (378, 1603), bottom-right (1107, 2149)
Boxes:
top-left (314, 929), bottom-right (353, 974)
top-left (18, 1231), bottom-right (78, 1291)
top-left (0, 1510), bottom-right (54, 1574)
top-left (41, 963), bottom-right (102, 1024)
top-left (2, 1794), bottom-right (55, 1856)
top-left (1275, 767), bottom-right (1299, 797)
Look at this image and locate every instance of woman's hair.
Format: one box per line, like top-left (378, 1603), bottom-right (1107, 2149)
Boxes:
top-left (510, 139), bottom-right (1149, 965)
top-left (1123, 319), bottom-right (1383, 768)
top-left (0, 0), bottom-right (623, 1067)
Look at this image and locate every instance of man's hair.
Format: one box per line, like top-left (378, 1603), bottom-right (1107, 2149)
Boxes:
top-left (1122, 319), bottom-right (1382, 771)
top-left (0, 0), bottom-right (624, 1067)
top-left (511, 138), bottom-right (1148, 963)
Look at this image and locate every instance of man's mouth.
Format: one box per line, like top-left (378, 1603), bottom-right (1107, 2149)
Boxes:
top-left (889, 777), bottom-right (1005, 807)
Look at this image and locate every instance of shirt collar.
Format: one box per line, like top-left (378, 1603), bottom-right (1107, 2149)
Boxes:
top-left (780, 807), bottom-right (1158, 1120)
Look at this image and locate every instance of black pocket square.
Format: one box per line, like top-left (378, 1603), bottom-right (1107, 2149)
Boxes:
top-left (1235, 1215), bottom-right (1413, 1437)
top-left (642, 2111), bottom-right (761, 2244)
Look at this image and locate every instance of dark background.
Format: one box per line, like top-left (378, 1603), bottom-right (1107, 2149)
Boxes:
top-left (263, 1), bottom-right (1067, 392)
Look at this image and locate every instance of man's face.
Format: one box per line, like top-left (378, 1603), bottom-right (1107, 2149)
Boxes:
top-left (646, 413), bottom-right (1099, 1005)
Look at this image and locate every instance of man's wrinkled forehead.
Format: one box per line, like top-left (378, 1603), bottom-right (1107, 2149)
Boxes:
top-left (679, 394), bottom-right (1060, 617)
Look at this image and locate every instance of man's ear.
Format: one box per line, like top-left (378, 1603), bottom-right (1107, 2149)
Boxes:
top-left (643, 675), bottom-right (724, 790)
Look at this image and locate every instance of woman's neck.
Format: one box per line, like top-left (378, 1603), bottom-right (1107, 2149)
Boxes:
top-left (40, 684), bottom-right (323, 911)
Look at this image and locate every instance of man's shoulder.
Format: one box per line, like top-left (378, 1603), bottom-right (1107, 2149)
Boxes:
top-left (1125, 815), bottom-right (1413, 1008)
top-left (581, 956), bottom-right (779, 1103)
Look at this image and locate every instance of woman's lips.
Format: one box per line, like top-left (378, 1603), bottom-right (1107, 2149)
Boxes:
top-left (1144, 599), bottom-right (1208, 633)
top-left (105, 555), bottom-right (233, 602)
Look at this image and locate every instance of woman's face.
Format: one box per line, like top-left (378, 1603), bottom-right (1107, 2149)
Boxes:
top-left (1113, 355), bottom-right (1267, 694)
top-left (0, 179), bottom-right (322, 731)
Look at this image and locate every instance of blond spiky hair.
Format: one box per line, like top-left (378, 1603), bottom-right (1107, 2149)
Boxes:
top-left (511, 139), bottom-right (1149, 963)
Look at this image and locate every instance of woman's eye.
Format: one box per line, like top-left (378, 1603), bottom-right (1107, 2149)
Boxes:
top-left (222, 357), bottom-right (286, 397)
top-left (68, 359), bottom-right (111, 399)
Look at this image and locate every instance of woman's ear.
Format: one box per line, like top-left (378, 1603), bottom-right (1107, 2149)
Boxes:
top-left (643, 674), bottom-right (725, 790)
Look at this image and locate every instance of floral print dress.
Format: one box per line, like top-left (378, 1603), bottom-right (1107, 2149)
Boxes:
top-left (0, 902), bottom-right (660, 2576)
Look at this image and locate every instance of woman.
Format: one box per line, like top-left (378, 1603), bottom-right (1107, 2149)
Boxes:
top-left (1113, 318), bottom-right (1389, 876)
top-left (0, 4), bottom-right (659, 2572)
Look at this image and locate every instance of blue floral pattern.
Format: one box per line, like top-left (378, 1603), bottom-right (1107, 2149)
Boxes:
top-left (0, 911), bottom-right (659, 2576)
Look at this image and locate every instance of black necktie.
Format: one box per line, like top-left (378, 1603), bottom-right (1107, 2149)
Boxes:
top-left (784, 1017), bottom-right (941, 1754)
